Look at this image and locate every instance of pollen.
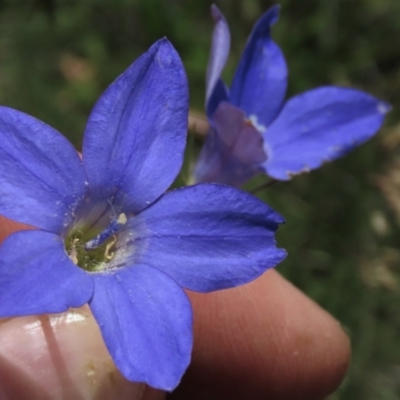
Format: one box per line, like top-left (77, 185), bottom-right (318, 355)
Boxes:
top-left (117, 213), bottom-right (127, 225)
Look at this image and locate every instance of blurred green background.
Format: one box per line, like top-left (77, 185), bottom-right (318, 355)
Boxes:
top-left (1, 0), bottom-right (399, 398)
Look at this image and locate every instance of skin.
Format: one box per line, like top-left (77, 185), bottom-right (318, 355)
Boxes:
top-left (0, 216), bottom-right (350, 400)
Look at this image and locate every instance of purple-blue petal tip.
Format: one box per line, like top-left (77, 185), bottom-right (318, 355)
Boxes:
top-left (268, 4), bottom-right (281, 24)
top-left (255, 4), bottom-right (281, 31)
top-left (206, 3), bottom-right (231, 104)
top-left (377, 100), bottom-right (392, 115)
top-left (211, 4), bottom-right (224, 21)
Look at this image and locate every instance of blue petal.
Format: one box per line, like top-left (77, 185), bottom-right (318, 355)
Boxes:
top-left (0, 230), bottom-right (93, 317)
top-left (263, 86), bottom-right (390, 180)
top-left (229, 5), bottom-right (288, 127)
top-left (83, 39), bottom-right (188, 214)
top-left (206, 5), bottom-right (231, 104)
top-left (113, 184), bottom-right (286, 292)
top-left (0, 107), bottom-right (86, 233)
top-left (89, 265), bottom-right (192, 390)
top-left (194, 102), bottom-right (266, 187)
top-left (206, 78), bottom-right (229, 119)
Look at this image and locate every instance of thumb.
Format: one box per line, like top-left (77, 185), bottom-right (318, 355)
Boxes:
top-left (0, 306), bottom-right (165, 400)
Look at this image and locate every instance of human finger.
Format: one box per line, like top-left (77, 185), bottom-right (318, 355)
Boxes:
top-left (0, 307), bottom-right (165, 400)
top-left (170, 270), bottom-right (351, 400)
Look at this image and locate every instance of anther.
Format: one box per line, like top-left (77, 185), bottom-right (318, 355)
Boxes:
top-left (104, 235), bottom-right (117, 260)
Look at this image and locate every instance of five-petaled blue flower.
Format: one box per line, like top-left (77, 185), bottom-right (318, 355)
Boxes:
top-left (0, 39), bottom-right (286, 390)
top-left (193, 5), bottom-right (390, 187)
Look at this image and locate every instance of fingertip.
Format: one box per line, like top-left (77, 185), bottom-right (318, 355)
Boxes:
top-left (172, 270), bottom-right (350, 400)
top-left (0, 215), bottom-right (32, 243)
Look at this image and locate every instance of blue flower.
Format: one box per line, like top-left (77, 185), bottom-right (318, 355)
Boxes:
top-left (0, 39), bottom-right (286, 390)
top-left (193, 5), bottom-right (390, 187)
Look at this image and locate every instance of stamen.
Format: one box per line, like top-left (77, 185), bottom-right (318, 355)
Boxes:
top-left (84, 213), bottom-right (127, 250)
top-left (104, 235), bottom-right (117, 260)
top-left (68, 238), bottom-right (80, 264)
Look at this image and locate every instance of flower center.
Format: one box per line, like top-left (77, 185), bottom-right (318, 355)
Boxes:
top-left (65, 213), bottom-right (127, 272)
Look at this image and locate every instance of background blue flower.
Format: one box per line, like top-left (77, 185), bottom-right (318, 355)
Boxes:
top-left (193, 5), bottom-right (390, 187)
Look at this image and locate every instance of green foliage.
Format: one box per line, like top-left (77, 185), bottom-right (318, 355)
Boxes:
top-left (0, 0), bottom-right (399, 398)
